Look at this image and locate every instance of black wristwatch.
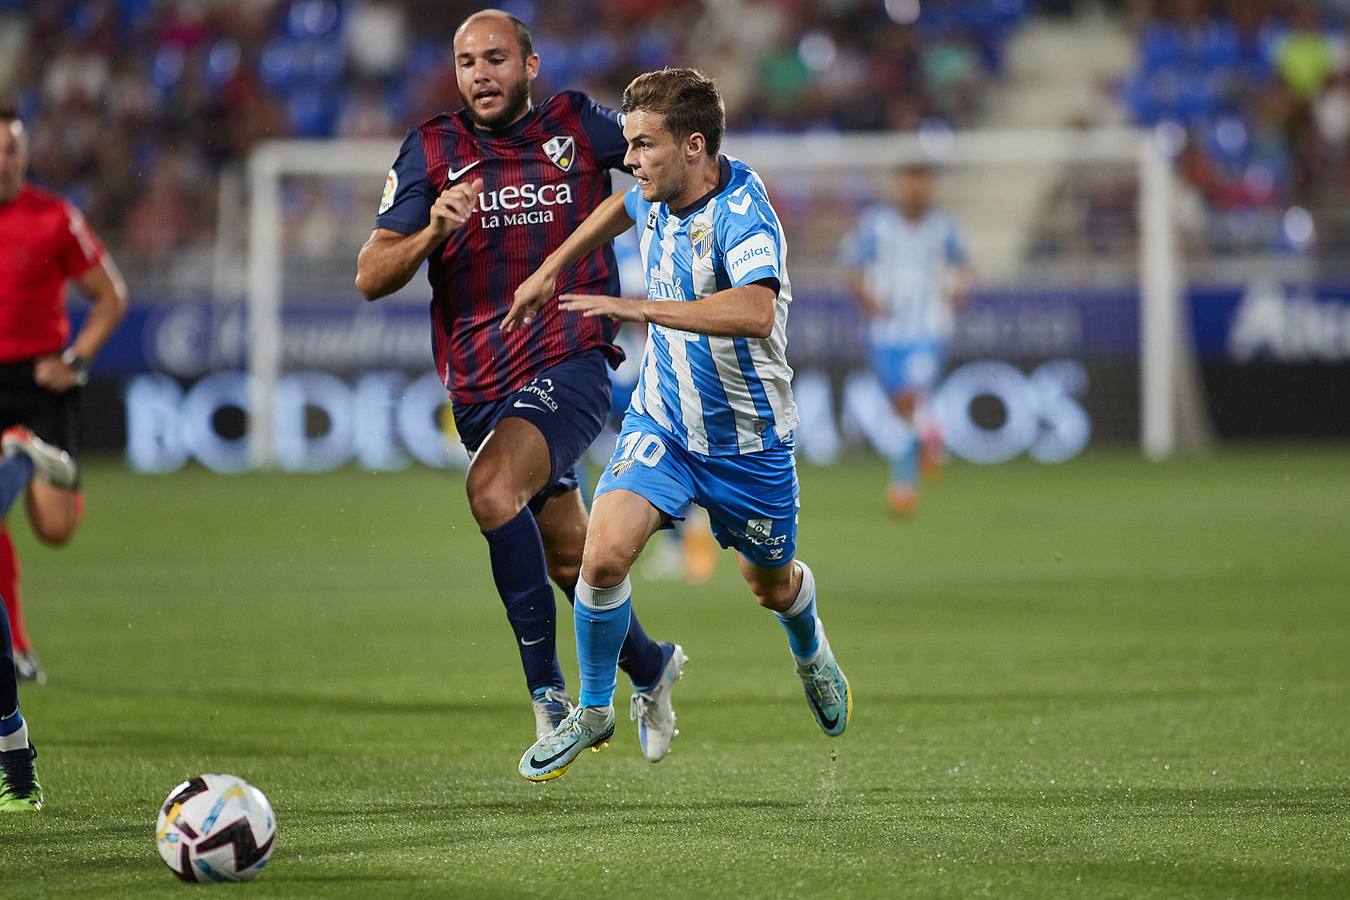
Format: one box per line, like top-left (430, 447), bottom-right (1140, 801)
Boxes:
top-left (60, 349), bottom-right (90, 387)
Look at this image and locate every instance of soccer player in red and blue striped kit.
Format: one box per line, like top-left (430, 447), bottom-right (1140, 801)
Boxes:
top-left (355, 10), bottom-right (684, 762)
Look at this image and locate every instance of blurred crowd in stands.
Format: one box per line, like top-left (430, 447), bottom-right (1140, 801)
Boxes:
top-left (2, 0), bottom-right (1346, 279)
top-left (0, 0), bottom-right (1026, 276)
top-left (1117, 0), bottom-right (1350, 258)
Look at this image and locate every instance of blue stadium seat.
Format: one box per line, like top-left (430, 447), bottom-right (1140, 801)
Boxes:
top-left (1175, 69), bottom-right (1222, 123)
top-left (150, 45), bottom-right (187, 95)
top-left (260, 38), bottom-right (298, 91)
top-left (1201, 21), bottom-right (1240, 67)
top-left (285, 0), bottom-right (341, 40)
top-left (204, 38), bottom-right (243, 89)
top-left (1140, 24), bottom-right (1182, 72)
top-left (286, 84), bottom-right (342, 137)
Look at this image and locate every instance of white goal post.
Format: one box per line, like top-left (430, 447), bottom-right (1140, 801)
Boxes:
top-left (245, 127), bottom-right (1190, 467)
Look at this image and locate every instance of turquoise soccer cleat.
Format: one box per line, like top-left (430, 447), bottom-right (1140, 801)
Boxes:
top-left (518, 705), bottom-right (615, 782)
top-left (796, 636), bottom-right (852, 737)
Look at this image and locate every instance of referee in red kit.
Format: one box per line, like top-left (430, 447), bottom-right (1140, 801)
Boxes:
top-left (0, 107), bottom-right (127, 683)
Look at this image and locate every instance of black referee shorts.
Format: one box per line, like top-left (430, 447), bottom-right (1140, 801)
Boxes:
top-left (0, 359), bottom-right (82, 461)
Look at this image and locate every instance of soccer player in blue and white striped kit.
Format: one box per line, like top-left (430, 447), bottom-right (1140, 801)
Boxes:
top-left (505, 68), bottom-right (851, 781)
top-left (840, 165), bottom-right (973, 515)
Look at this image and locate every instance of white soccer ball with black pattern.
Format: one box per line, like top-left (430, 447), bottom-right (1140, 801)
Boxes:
top-left (155, 774), bottom-right (276, 883)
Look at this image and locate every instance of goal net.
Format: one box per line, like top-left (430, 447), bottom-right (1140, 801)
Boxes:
top-left (240, 127), bottom-right (1201, 472)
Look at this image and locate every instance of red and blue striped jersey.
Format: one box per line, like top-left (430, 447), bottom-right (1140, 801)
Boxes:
top-left (375, 91), bottom-right (627, 403)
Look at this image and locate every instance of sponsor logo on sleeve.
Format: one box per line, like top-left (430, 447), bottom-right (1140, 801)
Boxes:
top-left (378, 169), bottom-right (398, 214)
top-left (726, 233), bottom-right (778, 283)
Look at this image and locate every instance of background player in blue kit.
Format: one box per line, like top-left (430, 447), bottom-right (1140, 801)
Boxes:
top-left (354, 10), bottom-right (681, 758)
top-left (840, 165), bottom-right (973, 516)
top-left (506, 68), bottom-right (852, 782)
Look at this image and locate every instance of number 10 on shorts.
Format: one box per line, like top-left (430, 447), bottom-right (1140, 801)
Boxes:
top-left (613, 432), bottom-right (667, 472)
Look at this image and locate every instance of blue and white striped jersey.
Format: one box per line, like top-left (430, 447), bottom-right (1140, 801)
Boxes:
top-left (839, 205), bottom-right (968, 344)
top-left (622, 156), bottom-right (798, 456)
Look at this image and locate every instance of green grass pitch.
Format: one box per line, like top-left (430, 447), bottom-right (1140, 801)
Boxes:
top-left (1, 447), bottom-right (1347, 897)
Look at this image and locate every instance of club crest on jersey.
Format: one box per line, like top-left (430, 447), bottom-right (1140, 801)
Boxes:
top-left (542, 136), bottom-right (575, 172)
top-left (690, 221), bottom-right (713, 259)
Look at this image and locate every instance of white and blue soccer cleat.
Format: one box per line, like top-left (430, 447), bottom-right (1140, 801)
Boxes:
top-left (630, 643), bottom-right (687, 762)
top-left (519, 705), bottom-right (615, 782)
top-left (530, 687), bottom-right (575, 739)
top-left (796, 634), bottom-right (852, 737)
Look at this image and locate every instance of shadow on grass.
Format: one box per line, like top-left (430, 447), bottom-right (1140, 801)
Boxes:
top-left (290, 795), bottom-right (809, 819)
top-left (48, 682), bottom-right (497, 717)
top-left (858, 784), bottom-right (1350, 817)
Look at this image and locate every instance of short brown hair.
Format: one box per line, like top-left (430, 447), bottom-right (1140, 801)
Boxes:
top-left (622, 68), bottom-right (724, 157)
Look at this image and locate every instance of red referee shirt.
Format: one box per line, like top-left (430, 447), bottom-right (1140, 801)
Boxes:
top-left (0, 185), bottom-right (106, 363)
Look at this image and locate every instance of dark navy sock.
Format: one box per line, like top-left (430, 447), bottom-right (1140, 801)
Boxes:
top-left (482, 509), bottom-right (563, 696)
top-left (0, 454), bottom-right (34, 518)
top-left (617, 608), bottom-right (665, 689)
top-left (561, 580), bottom-right (664, 689)
top-left (0, 596), bottom-right (21, 739)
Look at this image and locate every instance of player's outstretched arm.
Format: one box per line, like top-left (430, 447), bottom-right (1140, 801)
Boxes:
top-left (34, 254), bottom-right (129, 392)
top-left (355, 178), bottom-right (483, 301)
top-left (560, 282), bottom-right (776, 340)
top-left (502, 191), bottom-right (635, 332)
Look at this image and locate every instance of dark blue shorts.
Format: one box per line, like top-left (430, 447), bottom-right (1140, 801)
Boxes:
top-left (451, 349), bottom-right (611, 513)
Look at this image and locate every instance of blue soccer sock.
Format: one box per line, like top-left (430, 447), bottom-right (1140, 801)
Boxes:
top-left (574, 575), bottom-right (633, 708)
top-left (0, 596), bottom-right (26, 752)
top-left (774, 560), bottom-right (821, 663)
top-left (890, 427), bottom-right (919, 488)
top-left (482, 509), bottom-right (563, 697)
top-left (0, 454), bottom-right (35, 518)
top-left (560, 577), bottom-right (664, 689)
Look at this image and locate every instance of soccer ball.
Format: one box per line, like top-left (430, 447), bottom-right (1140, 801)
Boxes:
top-left (155, 774), bottom-right (276, 883)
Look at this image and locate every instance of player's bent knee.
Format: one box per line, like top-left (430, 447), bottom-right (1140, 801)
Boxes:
top-left (26, 489), bottom-right (82, 546)
top-left (580, 546), bottom-right (634, 589)
top-left (741, 560), bottom-right (798, 612)
top-left (32, 519), bottom-right (77, 546)
top-left (752, 587), bottom-right (795, 613)
top-left (548, 559), bottom-right (581, 594)
top-left (465, 468), bottom-right (529, 530)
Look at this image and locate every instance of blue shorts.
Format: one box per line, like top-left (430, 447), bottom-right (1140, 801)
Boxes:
top-left (869, 338), bottom-right (945, 396)
top-left (452, 349), bottom-right (611, 513)
top-left (595, 411), bottom-right (800, 569)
